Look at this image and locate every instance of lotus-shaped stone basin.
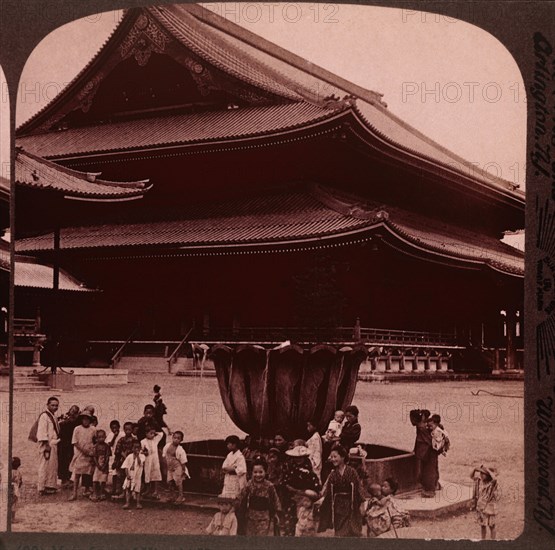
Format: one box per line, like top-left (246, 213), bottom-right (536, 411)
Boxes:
top-left (209, 344), bottom-right (367, 438)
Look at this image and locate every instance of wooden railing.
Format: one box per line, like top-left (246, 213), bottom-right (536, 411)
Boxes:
top-left (110, 326), bottom-right (139, 368)
top-left (167, 327), bottom-right (195, 372)
top-left (14, 318), bottom-right (39, 335)
top-left (196, 326), bottom-right (457, 347)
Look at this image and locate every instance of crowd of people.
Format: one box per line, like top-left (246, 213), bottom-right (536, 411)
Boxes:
top-left (209, 404), bottom-right (413, 537)
top-left (23, 392), bottom-right (499, 539)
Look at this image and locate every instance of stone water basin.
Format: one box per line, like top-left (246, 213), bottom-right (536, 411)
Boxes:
top-left (182, 440), bottom-right (418, 495)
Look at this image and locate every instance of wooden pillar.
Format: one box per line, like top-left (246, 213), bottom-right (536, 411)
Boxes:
top-left (505, 308), bottom-right (517, 370)
top-left (53, 227), bottom-right (60, 290)
top-left (354, 317), bottom-right (361, 341)
top-left (35, 307), bottom-right (41, 333)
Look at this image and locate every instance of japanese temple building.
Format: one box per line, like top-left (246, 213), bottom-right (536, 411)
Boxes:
top-left (14, 3), bottom-right (524, 374)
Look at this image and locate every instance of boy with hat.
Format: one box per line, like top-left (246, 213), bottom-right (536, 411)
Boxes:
top-left (470, 464), bottom-right (499, 539)
top-left (206, 494), bottom-right (238, 536)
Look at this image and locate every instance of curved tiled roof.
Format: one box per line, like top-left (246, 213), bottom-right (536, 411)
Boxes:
top-left (16, 149), bottom-right (151, 200)
top-left (15, 185), bottom-right (523, 277)
top-left (16, 102), bottom-right (343, 159)
top-left (0, 243), bottom-right (94, 291)
top-left (14, 257), bottom-right (95, 291)
top-left (14, 191), bottom-right (371, 251)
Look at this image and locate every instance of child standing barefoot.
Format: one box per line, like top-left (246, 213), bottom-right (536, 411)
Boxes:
top-left (471, 465), bottom-right (499, 540)
top-left (69, 411), bottom-right (95, 501)
top-left (141, 428), bottom-right (164, 499)
top-left (122, 441), bottom-right (146, 509)
top-left (162, 431), bottom-right (189, 503)
top-left (11, 457), bottom-right (22, 523)
top-left (112, 422), bottom-right (136, 499)
top-left (91, 429), bottom-right (111, 501)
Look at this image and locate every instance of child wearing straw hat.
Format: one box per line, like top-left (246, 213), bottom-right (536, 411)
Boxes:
top-left (470, 464), bottom-right (499, 539)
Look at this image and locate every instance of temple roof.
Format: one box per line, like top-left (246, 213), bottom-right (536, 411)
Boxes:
top-left (15, 185), bottom-right (524, 277)
top-left (15, 4), bottom-right (523, 204)
top-left (16, 148), bottom-right (151, 201)
top-left (0, 244), bottom-right (93, 291)
top-left (17, 102), bottom-right (341, 158)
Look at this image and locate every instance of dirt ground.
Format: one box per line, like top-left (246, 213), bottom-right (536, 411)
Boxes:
top-left (10, 374), bottom-right (524, 539)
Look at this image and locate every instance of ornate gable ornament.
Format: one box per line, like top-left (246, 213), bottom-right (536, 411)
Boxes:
top-left (120, 12), bottom-right (170, 67)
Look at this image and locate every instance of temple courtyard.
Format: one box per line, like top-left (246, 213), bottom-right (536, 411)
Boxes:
top-left (9, 374), bottom-right (523, 539)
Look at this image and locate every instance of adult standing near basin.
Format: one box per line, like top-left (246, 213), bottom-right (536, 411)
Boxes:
top-left (339, 405), bottom-right (362, 451)
top-left (316, 444), bottom-right (366, 537)
top-left (306, 420), bottom-right (322, 482)
top-left (57, 404), bottom-right (80, 488)
top-left (281, 445), bottom-right (321, 536)
top-left (36, 396), bottom-right (61, 495)
top-left (410, 409), bottom-right (437, 497)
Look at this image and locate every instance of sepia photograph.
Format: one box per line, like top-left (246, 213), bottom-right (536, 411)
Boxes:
top-left (9, 1), bottom-right (525, 540)
top-left (0, 63), bottom-right (10, 533)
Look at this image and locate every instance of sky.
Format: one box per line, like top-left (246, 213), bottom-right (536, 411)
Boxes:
top-left (11, 2), bottom-right (525, 245)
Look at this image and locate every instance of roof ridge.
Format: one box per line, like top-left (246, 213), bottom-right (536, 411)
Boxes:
top-left (148, 4), bottom-right (319, 104)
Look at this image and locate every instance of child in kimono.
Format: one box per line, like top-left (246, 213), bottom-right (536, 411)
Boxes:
top-left (141, 428), bottom-right (164, 499)
top-left (323, 410), bottom-right (345, 443)
top-left (295, 489), bottom-right (319, 536)
top-left (471, 464), bottom-right (499, 539)
top-left (122, 440), bottom-right (146, 509)
top-left (162, 430), bottom-right (189, 503)
top-left (237, 459), bottom-right (281, 536)
top-left (221, 435), bottom-right (247, 500)
top-left (429, 414), bottom-right (450, 456)
top-left (362, 483), bottom-right (390, 537)
top-left (381, 478), bottom-right (410, 529)
top-left (206, 495), bottom-right (238, 536)
top-left (91, 429), bottom-right (111, 501)
top-left (69, 412), bottom-right (95, 501)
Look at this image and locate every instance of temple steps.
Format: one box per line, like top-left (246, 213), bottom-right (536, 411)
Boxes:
top-left (13, 371), bottom-right (51, 391)
top-left (115, 355), bottom-right (190, 373)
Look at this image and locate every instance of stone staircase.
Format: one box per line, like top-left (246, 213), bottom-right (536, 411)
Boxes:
top-left (116, 355), bottom-right (193, 374)
top-left (13, 370), bottom-right (51, 392)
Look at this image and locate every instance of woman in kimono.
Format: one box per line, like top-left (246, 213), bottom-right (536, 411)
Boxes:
top-left (410, 409), bottom-right (436, 496)
top-left (237, 459), bottom-right (281, 536)
top-left (316, 444), bottom-right (366, 537)
top-left (221, 435), bottom-right (247, 500)
top-left (57, 404), bottom-right (80, 488)
top-left (281, 445), bottom-right (321, 536)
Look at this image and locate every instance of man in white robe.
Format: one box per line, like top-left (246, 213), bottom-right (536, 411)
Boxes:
top-left (36, 396), bottom-right (61, 495)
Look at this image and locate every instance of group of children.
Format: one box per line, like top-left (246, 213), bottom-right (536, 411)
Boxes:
top-left (17, 387), bottom-right (500, 538)
top-left (59, 385), bottom-right (189, 509)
